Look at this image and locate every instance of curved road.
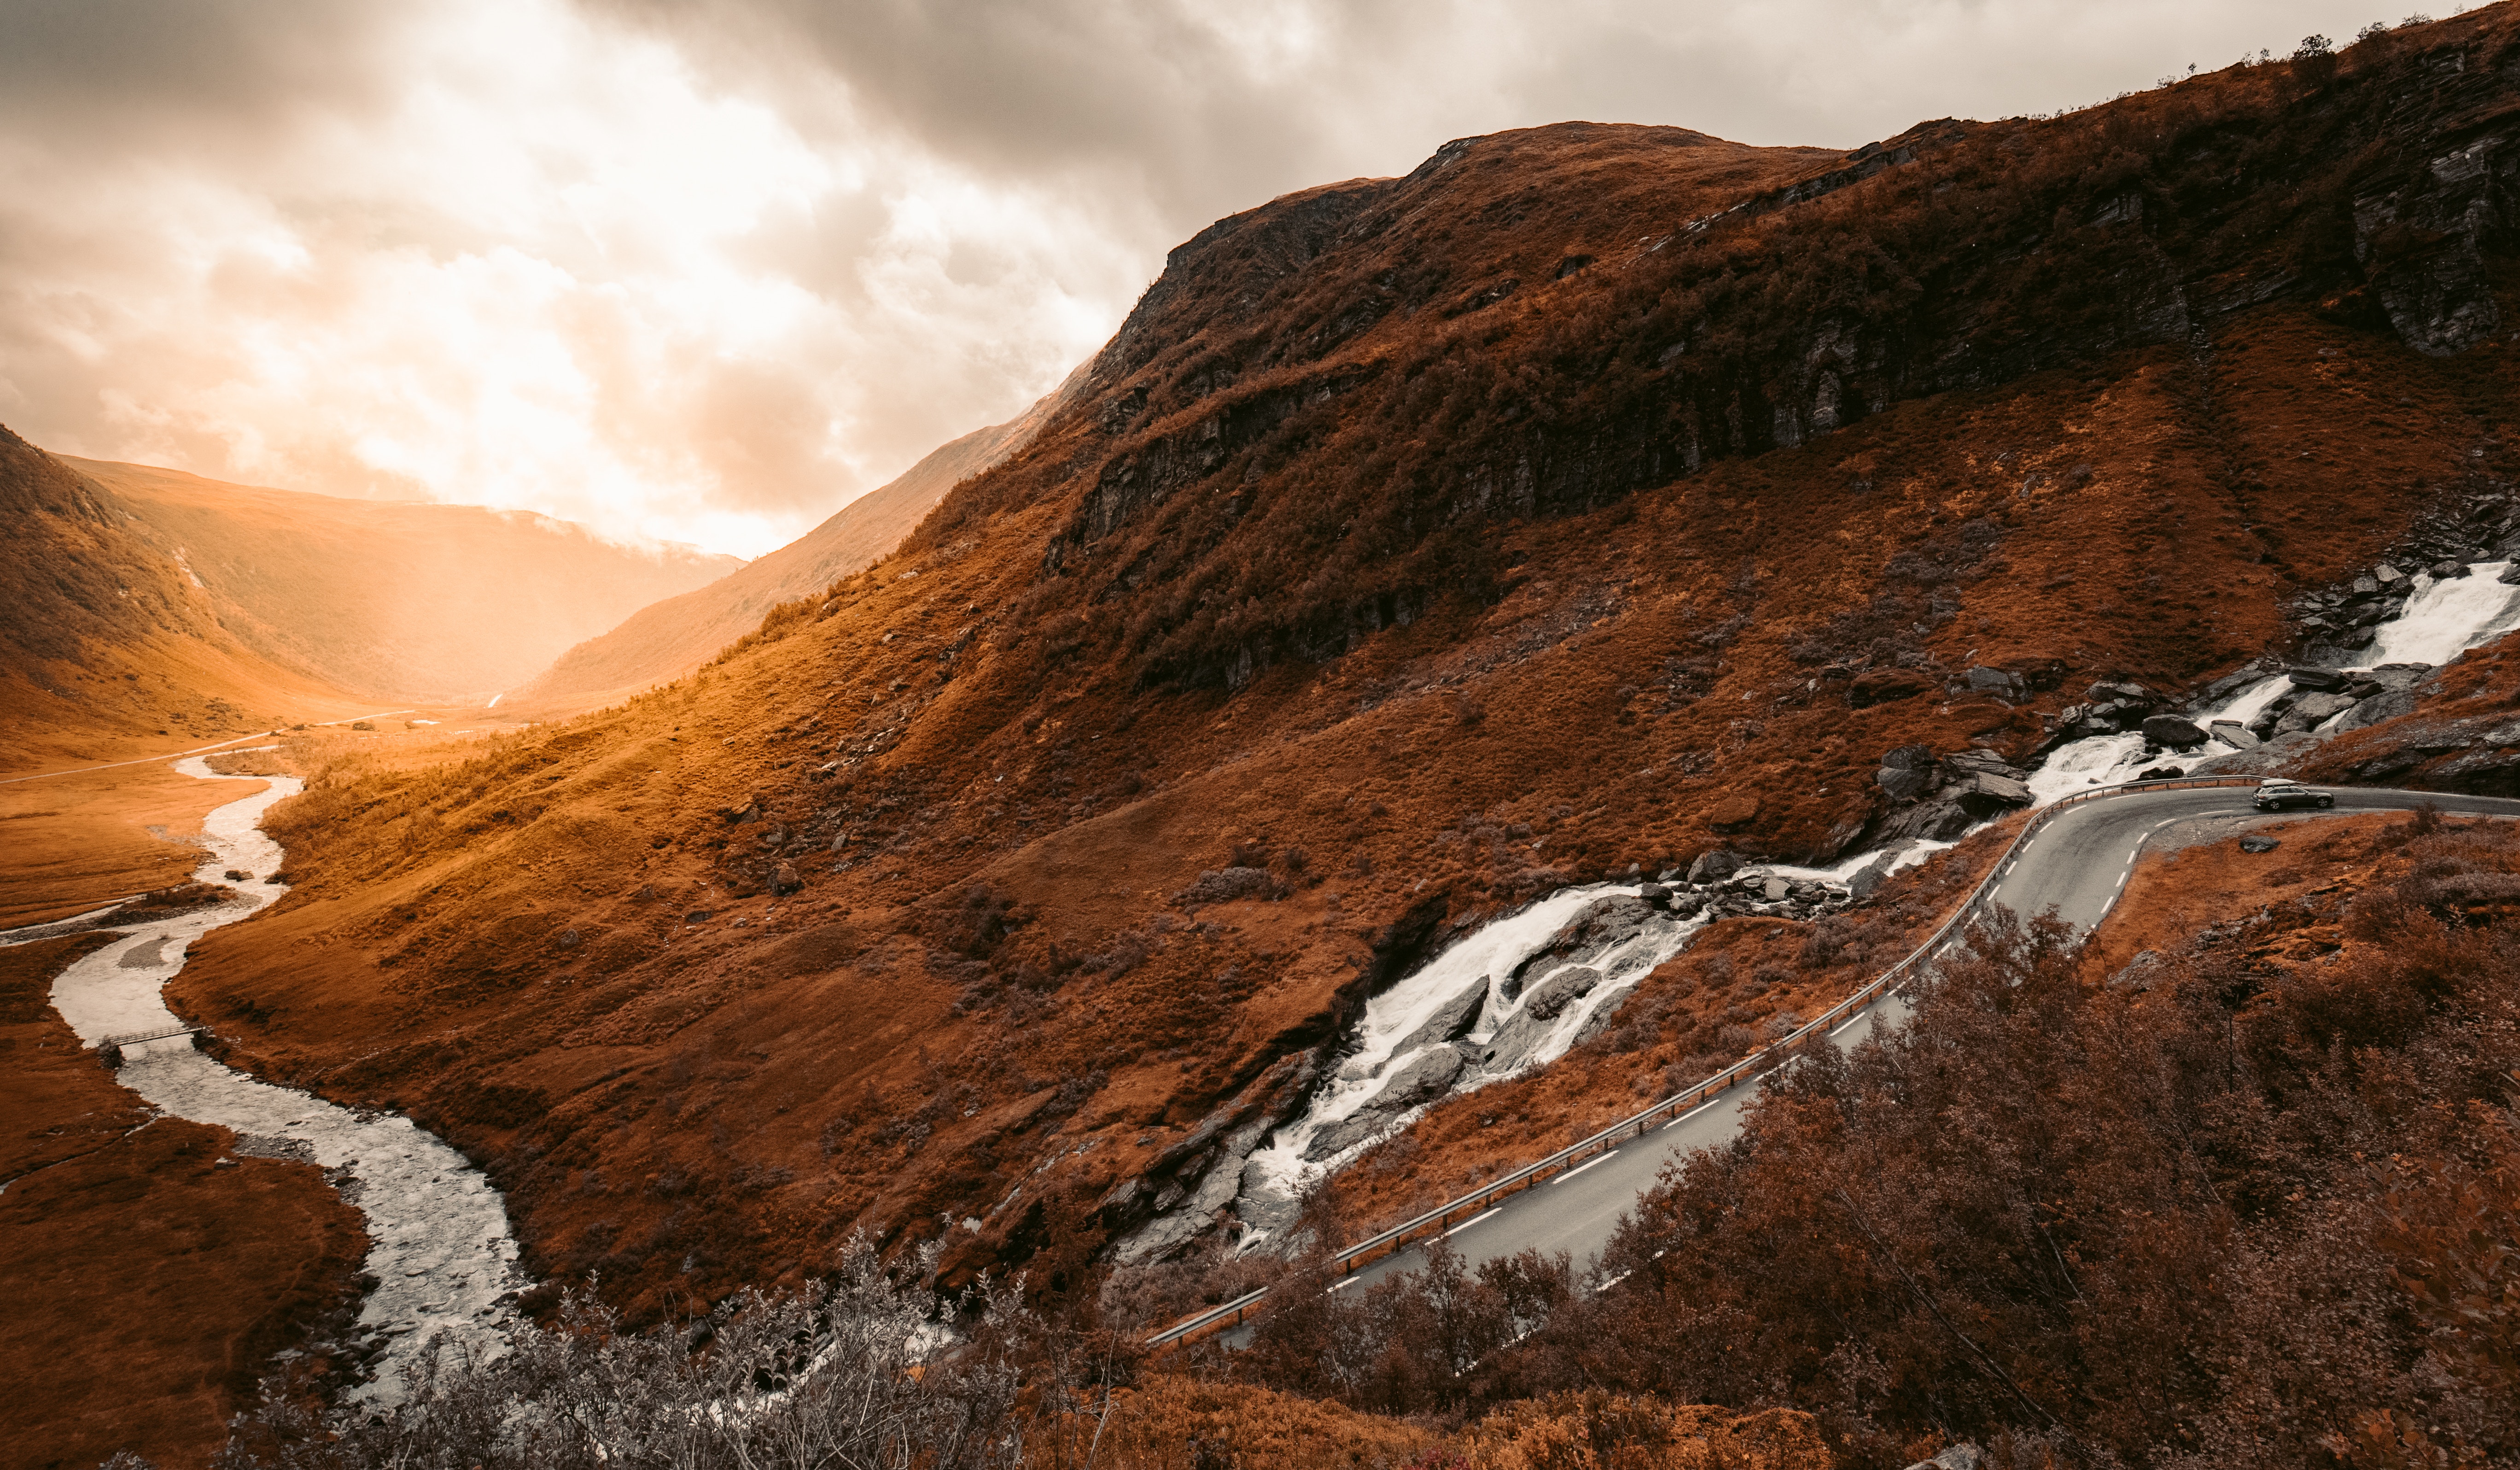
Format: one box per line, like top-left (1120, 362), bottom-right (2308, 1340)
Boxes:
top-left (1324, 782), bottom-right (2520, 1300)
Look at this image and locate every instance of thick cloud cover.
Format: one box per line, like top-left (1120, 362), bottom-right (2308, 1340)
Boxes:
top-left (0, 0), bottom-right (2438, 556)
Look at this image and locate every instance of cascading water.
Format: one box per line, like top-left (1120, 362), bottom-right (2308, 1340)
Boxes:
top-left (2031, 562), bottom-right (2520, 798)
top-left (36, 756), bottom-right (527, 1403)
top-left (1234, 882), bottom-right (1702, 1243)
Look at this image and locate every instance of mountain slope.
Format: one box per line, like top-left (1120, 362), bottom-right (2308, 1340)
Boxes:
top-left (174, 8), bottom-right (2520, 1328)
top-left (504, 381), bottom-right (1079, 714)
top-left (0, 425), bottom-right (365, 767)
top-left (64, 458), bottom-right (741, 703)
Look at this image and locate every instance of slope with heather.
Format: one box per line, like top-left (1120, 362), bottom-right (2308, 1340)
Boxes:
top-left (0, 425), bottom-right (372, 769)
top-left (172, 7), bottom-right (2520, 1331)
top-left (504, 378), bottom-right (1081, 715)
top-left (67, 456), bottom-right (741, 703)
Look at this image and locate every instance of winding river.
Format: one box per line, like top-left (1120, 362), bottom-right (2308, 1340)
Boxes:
top-left (33, 755), bottom-right (526, 1402)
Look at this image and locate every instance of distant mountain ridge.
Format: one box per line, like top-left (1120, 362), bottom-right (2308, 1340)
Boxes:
top-left (64, 456), bottom-right (741, 702)
top-left (502, 373), bottom-right (1082, 713)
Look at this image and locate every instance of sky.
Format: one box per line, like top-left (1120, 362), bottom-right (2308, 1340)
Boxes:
top-left (0, 0), bottom-right (2463, 560)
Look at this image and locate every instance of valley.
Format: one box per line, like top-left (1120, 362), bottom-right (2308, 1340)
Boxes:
top-left (13, 7), bottom-right (2520, 1466)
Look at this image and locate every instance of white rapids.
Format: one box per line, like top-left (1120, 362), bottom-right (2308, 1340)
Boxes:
top-left (1239, 883), bottom-right (1701, 1221)
top-left (41, 756), bottom-right (527, 1403)
top-left (2030, 562), bottom-right (2520, 800)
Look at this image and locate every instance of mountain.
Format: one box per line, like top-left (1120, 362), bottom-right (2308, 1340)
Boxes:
top-left (0, 425), bottom-right (363, 767)
top-left (64, 457), bottom-right (741, 703)
top-left (174, 6), bottom-right (2520, 1346)
top-left (501, 381), bottom-right (1079, 715)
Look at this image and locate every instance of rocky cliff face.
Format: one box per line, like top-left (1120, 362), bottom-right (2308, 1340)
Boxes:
top-left (174, 8), bottom-right (2520, 1323)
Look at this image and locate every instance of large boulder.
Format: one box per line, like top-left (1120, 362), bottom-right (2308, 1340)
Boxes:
top-left (2208, 719), bottom-right (2259, 749)
top-left (1518, 965), bottom-right (1602, 1021)
top-left (2334, 687), bottom-right (2419, 732)
top-left (2276, 690), bottom-right (2360, 734)
top-left (1303, 1045), bottom-right (1468, 1160)
top-left (1687, 848), bottom-right (1746, 884)
top-left (1952, 771), bottom-right (2034, 813)
top-left (1389, 975), bottom-right (1489, 1058)
top-left (2141, 714), bottom-right (2209, 748)
top-left (2286, 666), bottom-right (2351, 691)
top-left (1963, 665), bottom-right (2025, 699)
top-left (1877, 743), bottom-right (1941, 801)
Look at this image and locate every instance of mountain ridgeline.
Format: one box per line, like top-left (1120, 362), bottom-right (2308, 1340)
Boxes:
top-left (174, 8), bottom-right (2520, 1432)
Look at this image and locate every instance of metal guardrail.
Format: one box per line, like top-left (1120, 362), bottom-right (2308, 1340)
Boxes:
top-left (1144, 773), bottom-right (2273, 1348)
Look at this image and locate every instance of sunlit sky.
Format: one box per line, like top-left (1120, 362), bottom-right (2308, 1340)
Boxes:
top-left (0, 0), bottom-right (2462, 559)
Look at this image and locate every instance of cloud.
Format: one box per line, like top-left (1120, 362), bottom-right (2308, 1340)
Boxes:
top-left (0, 0), bottom-right (2445, 557)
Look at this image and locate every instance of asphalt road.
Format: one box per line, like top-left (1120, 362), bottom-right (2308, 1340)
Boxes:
top-left (1328, 781), bottom-right (2520, 1299)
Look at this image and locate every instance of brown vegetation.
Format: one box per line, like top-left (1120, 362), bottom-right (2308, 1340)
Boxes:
top-left (155, 0), bottom-right (2520, 1367)
top-left (0, 935), bottom-right (367, 1470)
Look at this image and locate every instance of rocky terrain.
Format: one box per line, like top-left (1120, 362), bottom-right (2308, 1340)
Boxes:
top-left (154, 2), bottom-right (2520, 1358)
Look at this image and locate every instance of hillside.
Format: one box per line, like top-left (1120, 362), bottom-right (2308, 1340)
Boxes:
top-left (0, 425), bottom-right (368, 768)
top-left (65, 457), bottom-right (741, 703)
top-left (501, 382), bottom-right (1079, 715)
top-left (172, 5), bottom-right (2520, 1349)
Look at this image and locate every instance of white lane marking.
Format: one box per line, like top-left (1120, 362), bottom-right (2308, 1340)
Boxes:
top-left (1554, 1154), bottom-right (1613, 1185)
top-left (1662, 1097), bottom-right (1724, 1129)
top-left (1329, 1274), bottom-right (1363, 1291)
top-left (1832, 1009), bottom-right (1869, 1037)
top-left (1444, 1207), bottom-right (1503, 1237)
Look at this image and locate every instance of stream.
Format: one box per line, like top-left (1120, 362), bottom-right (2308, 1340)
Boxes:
top-left (33, 755), bottom-right (526, 1403)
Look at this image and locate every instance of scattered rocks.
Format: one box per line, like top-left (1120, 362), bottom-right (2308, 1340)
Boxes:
top-left (771, 863), bottom-right (802, 896)
top-left (1905, 1446), bottom-right (1983, 1470)
top-left (2240, 835), bottom-right (2280, 853)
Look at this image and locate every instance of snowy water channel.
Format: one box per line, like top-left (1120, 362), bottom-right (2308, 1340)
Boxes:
top-left (25, 756), bottom-right (525, 1403)
top-left (1231, 559), bottom-right (2520, 1247)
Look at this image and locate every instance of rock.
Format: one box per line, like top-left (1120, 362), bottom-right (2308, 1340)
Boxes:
top-left (771, 863), bottom-right (803, 896)
top-left (1953, 771), bottom-right (2034, 813)
top-left (2351, 575), bottom-right (2381, 595)
top-left (2137, 766), bottom-right (2184, 780)
top-left (2334, 687), bottom-right (2419, 732)
top-left (2141, 714), bottom-right (2209, 748)
top-left (1904, 1445), bottom-right (1984, 1470)
top-left (2500, 563), bottom-right (2520, 586)
top-left (2208, 719), bottom-right (2259, 749)
top-left (1761, 876), bottom-right (1790, 901)
top-left (1688, 849), bottom-right (1746, 884)
top-left (1871, 795), bottom-right (1979, 844)
top-left (1177, 866), bottom-right (1283, 905)
top-left (1964, 665), bottom-right (2025, 698)
top-left (1847, 854), bottom-right (1896, 899)
top-left (1390, 975), bottom-right (1489, 1057)
top-left (1944, 749), bottom-right (2028, 780)
top-left (2374, 563), bottom-right (2404, 584)
top-left (2240, 835), bottom-right (2280, 853)
top-left (2085, 680), bottom-right (2154, 707)
top-left (2434, 560), bottom-right (2469, 578)
top-left (2286, 666), bottom-right (2350, 691)
top-left (1849, 667), bottom-right (1933, 708)
top-left (2277, 690), bottom-right (2359, 734)
top-left (1877, 743), bottom-right (1941, 801)
top-left (1667, 891), bottom-right (1708, 919)
top-left (1303, 1046), bottom-right (1467, 1160)
top-left (2364, 662), bottom-right (2434, 691)
top-left (1637, 882), bottom-right (1670, 906)
top-left (1519, 965), bottom-right (1602, 1021)
top-left (1706, 793), bottom-right (1760, 830)
top-left (1570, 985), bottom-right (1637, 1047)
